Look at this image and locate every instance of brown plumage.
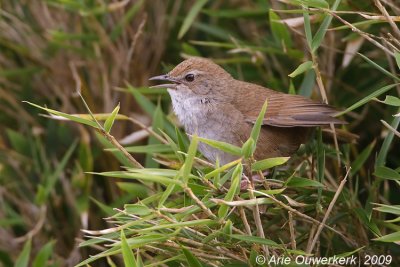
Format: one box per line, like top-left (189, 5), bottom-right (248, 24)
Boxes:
top-left (150, 57), bottom-right (345, 164)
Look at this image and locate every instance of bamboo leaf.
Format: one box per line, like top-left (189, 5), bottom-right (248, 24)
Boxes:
top-left (218, 164), bottom-right (242, 218)
top-left (197, 136), bottom-right (242, 156)
top-left (311, 0), bottom-right (341, 52)
top-left (358, 53), bottom-right (400, 81)
top-left (376, 95), bottom-right (400, 107)
top-left (395, 52), bottom-right (400, 70)
top-left (104, 104), bottom-right (120, 133)
top-left (351, 140), bottom-right (375, 176)
top-left (32, 241), bottom-right (54, 267)
top-left (288, 61), bottom-right (313, 78)
top-left (241, 137), bottom-right (255, 158)
top-left (373, 231), bottom-right (400, 242)
top-left (252, 157), bottom-right (289, 171)
top-left (204, 158), bottom-right (242, 180)
top-left (14, 239), bottom-right (31, 267)
top-left (374, 166), bottom-right (400, 180)
top-left (89, 171), bottom-right (183, 186)
top-left (182, 247), bottom-right (204, 267)
top-left (336, 84), bottom-right (398, 116)
top-left (285, 177), bottom-right (324, 187)
top-left (182, 135), bottom-right (199, 183)
top-left (24, 101), bottom-right (98, 128)
top-left (250, 98), bottom-right (268, 143)
top-left (269, 10), bottom-right (292, 48)
top-left (373, 203), bottom-right (400, 215)
top-left (121, 230), bottom-right (137, 267)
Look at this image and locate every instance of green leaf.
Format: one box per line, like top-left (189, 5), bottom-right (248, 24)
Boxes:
top-left (358, 53), bottom-right (400, 81)
top-left (269, 10), bottom-right (292, 48)
top-left (204, 158), bottom-right (242, 180)
top-left (218, 164), bottom-right (242, 218)
top-left (104, 104), bottom-right (120, 133)
top-left (333, 246), bottom-right (365, 258)
top-left (178, 0), bottom-right (209, 39)
top-left (90, 197), bottom-right (114, 216)
top-left (223, 220), bottom-right (233, 236)
top-left (311, 0), bottom-right (341, 52)
top-left (182, 247), bottom-right (204, 267)
top-left (110, 144), bottom-right (172, 154)
top-left (289, 0), bottom-right (329, 8)
top-left (159, 183), bottom-right (176, 208)
top-left (395, 52), bottom-right (400, 70)
top-left (373, 231), bottom-right (400, 242)
top-left (252, 157), bottom-right (289, 171)
top-left (90, 171), bottom-right (183, 186)
top-left (241, 138), bottom-right (255, 158)
top-left (117, 183), bottom-right (148, 198)
top-left (288, 80), bottom-right (296, 95)
top-left (350, 140), bottom-right (375, 176)
top-left (376, 115), bottom-right (400, 167)
top-left (377, 95), bottom-right (400, 106)
top-left (130, 219), bottom-right (214, 233)
top-left (183, 135), bottom-right (199, 183)
top-left (24, 101), bottom-right (98, 128)
top-left (288, 61), bottom-right (313, 78)
top-left (336, 83), bottom-right (398, 116)
top-left (230, 234), bottom-right (279, 247)
top-left (354, 208), bottom-right (381, 236)
top-left (374, 166), bottom-right (400, 180)
top-left (299, 69), bottom-right (316, 97)
top-left (285, 177), bottom-right (324, 188)
top-left (121, 230), bottom-right (137, 267)
top-left (250, 98), bottom-right (268, 143)
top-left (373, 203), bottom-right (400, 215)
top-left (32, 241), bottom-right (54, 267)
top-left (124, 204), bottom-right (152, 216)
top-left (14, 239), bottom-right (31, 267)
top-left (302, 6), bottom-right (313, 48)
top-left (197, 136), bottom-right (242, 156)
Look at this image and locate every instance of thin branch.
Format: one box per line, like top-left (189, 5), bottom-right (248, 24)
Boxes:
top-left (288, 211), bottom-right (297, 250)
top-left (307, 167), bottom-right (350, 253)
top-left (381, 119), bottom-right (400, 138)
top-left (374, 0), bottom-right (400, 39)
top-left (327, 10), bottom-right (395, 56)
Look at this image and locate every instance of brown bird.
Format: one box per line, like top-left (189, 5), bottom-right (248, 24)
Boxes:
top-left (150, 57), bottom-right (344, 165)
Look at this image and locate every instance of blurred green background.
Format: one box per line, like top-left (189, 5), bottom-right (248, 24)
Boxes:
top-left (1, 0), bottom-right (399, 266)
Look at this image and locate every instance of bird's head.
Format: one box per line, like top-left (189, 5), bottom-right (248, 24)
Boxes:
top-left (149, 57), bottom-right (232, 95)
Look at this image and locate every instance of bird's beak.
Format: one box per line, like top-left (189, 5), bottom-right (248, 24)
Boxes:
top-left (149, 74), bottom-right (179, 89)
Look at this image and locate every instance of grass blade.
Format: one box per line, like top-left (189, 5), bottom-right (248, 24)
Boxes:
top-left (104, 104), bottom-right (120, 133)
top-left (182, 135), bottom-right (199, 183)
top-left (252, 157), bottom-right (290, 171)
top-left (178, 0), bottom-right (209, 39)
top-left (311, 0), bottom-right (341, 52)
top-left (335, 84), bottom-right (398, 116)
top-left (14, 239), bottom-right (31, 267)
top-left (288, 61), bottom-right (313, 78)
top-left (121, 230), bottom-right (137, 267)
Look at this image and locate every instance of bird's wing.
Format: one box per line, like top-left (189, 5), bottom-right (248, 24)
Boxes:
top-left (235, 84), bottom-right (345, 127)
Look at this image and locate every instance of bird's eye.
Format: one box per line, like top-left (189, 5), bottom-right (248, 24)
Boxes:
top-left (185, 73), bottom-right (195, 82)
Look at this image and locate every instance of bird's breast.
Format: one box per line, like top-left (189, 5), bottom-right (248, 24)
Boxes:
top-left (167, 89), bottom-right (215, 133)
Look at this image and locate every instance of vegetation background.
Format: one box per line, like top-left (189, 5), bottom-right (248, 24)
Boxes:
top-left (0, 0), bottom-right (399, 266)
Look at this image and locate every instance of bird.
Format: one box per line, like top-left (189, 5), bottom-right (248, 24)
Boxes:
top-left (150, 57), bottom-right (345, 165)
